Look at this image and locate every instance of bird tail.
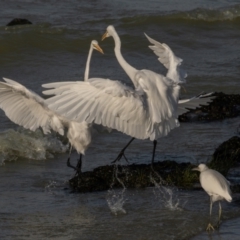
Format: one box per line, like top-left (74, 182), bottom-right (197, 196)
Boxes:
top-left (225, 195), bottom-right (232, 203)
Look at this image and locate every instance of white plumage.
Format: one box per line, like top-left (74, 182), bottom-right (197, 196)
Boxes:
top-left (43, 26), bottom-right (213, 163)
top-left (0, 77), bottom-right (91, 155)
top-left (193, 163), bottom-right (232, 231)
top-left (0, 40), bottom-right (103, 157)
top-left (44, 27), bottom-right (186, 143)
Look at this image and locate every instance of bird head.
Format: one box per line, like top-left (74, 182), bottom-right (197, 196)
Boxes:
top-left (102, 25), bottom-right (115, 41)
top-left (91, 40), bottom-right (104, 54)
top-left (192, 163), bottom-right (209, 172)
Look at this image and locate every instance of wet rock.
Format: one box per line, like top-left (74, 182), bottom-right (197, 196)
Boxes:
top-left (69, 92), bottom-right (240, 193)
top-left (179, 92), bottom-right (240, 122)
top-left (208, 136), bottom-right (240, 175)
top-left (69, 161), bottom-right (199, 193)
top-left (68, 136), bottom-right (240, 193)
top-left (6, 18), bottom-right (32, 26)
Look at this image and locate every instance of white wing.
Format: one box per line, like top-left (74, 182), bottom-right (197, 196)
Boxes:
top-left (200, 169), bottom-right (232, 202)
top-left (178, 92), bottom-right (214, 116)
top-left (144, 33), bottom-right (187, 84)
top-left (43, 78), bottom-right (151, 140)
top-left (0, 78), bottom-right (65, 135)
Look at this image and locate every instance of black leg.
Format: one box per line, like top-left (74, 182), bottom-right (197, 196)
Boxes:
top-left (67, 157), bottom-right (76, 170)
top-left (67, 154), bottom-right (82, 176)
top-left (67, 145), bottom-right (75, 169)
top-left (112, 137), bottom-right (135, 163)
top-left (75, 154), bottom-right (82, 176)
top-left (151, 140), bottom-right (157, 165)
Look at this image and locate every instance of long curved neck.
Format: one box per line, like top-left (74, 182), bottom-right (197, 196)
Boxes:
top-left (84, 45), bottom-right (93, 81)
top-left (112, 31), bottom-right (138, 88)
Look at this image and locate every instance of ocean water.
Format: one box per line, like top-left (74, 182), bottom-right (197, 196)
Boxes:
top-left (0, 0), bottom-right (240, 239)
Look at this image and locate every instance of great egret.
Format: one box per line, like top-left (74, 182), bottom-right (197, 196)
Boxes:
top-left (71, 40), bottom-right (103, 172)
top-left (102, 25), bottom-right (185, 162)
top-left (192, 163), bottom-right (232, 231)
top-left (0, 77), bottom-right (91, 157)
top-left (0, 40), bottom-right (103, 170)
top-left (43, 30), bottom-right (212, 165)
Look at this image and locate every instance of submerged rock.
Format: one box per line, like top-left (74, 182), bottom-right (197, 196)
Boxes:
top-left (179, 92), bottom-right (240, 122)
top-left (6, 18), bottom-right (32, 26)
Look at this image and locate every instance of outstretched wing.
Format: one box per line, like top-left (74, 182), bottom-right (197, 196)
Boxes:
top-left (0, 78), bottom-right (65, 135)
top-left (178, 92), bottom-right (214, 116)
top-left (144, 33), bottom-right (187, 84)
top-left (43, 78), bottom-right (150, 140)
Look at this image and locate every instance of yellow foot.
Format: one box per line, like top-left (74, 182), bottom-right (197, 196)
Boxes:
top-left (206, 223), bottom-right (215, 231)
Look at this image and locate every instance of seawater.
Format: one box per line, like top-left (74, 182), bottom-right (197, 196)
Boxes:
top-left (0, 0), bottom-right (240, 239)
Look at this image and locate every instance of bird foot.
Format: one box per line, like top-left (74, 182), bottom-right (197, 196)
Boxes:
top-left (206, 223), bottom-right (215, 231)
top-left (111, 150), bottom-right (129, 164)
top-left (67, 157), bottom-right (82, 177)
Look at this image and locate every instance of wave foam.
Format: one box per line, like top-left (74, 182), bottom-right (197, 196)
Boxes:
top-left (0, 128), bottom-right (68, 165)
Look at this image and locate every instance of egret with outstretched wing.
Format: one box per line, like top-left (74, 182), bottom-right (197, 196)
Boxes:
top-left (0, 77), bottom-right (91, 157)
top-left (0, 40), bottom-right (103, 171)
top-left (43, 27), bottom-right (213, 165)
top-left (102, 25), bottom-right (184, 162)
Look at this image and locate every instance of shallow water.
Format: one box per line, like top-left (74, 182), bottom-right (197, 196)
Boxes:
top-left (0, 0), bottom-right (240, 239)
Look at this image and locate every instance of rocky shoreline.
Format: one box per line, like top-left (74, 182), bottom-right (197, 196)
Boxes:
top-left (69, 92), bottom-right (240, 193)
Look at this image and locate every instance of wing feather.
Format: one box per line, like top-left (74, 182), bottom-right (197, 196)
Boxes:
top-left (43, 79), bottom-right (150, 139)
top-left (178, 93), bottom-right (214, 116)
top-left (0, 78), bottom-right (65, 135)
top-left (144, 33), bottom-right (187, 84)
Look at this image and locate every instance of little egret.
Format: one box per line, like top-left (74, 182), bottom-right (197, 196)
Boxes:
top-left (192, 163), bottom-right (232, 231)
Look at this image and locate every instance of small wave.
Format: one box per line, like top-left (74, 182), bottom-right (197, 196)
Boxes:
top-left (117, 4), bottom-right (240, 26)
top-left (174, 5), bottom-right (240, 22)
top-left (0, 128), bottom-right (68, 165)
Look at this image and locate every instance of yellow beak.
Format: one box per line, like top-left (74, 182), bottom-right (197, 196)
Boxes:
top-left (93, 44), bottom-right (104, 54)
top-left (102, 31), bottom-right (108, 41)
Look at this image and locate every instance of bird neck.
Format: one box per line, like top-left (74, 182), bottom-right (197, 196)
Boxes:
top-left (84, 45), bottom-right (93, 81)
top-left (112, 31), bottom-right (138, 88)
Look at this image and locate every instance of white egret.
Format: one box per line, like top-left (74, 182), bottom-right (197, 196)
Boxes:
top-left (0, 77), bottom-right (91, 158)
top-left (69, 40), bottom-right (103, 172)
top-left (192, 163), bottom-right (232, 231)
top-left (43, 30), bottom-right (212, 165)
top-left (102, 25), bottom-right (194, 162)
top-left (0, 40), bottom-right (103, 171)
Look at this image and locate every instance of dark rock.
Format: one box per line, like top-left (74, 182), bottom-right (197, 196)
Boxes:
top-left (68, 136), bottom-right (240, 193)
top-left (179, 92), bottom-right (240, 122)
top-left (6, 18), bottom-right (32, 26)
top-left (68, 91), bottom-right (240, 193)
top-left (69, 161), bottom-right (199, 193)
top-left (208, 136), bottom-right (240, 175)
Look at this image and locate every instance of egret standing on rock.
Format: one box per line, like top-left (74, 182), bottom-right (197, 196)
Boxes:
top-left (192, 163), bottom-right (232, 231)
top-left (43, 27), bottom-right (213, 166)
top-left (101, 25), bottom-right (208, 163)
top-left (43, 27), bottom-right (205, 167)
